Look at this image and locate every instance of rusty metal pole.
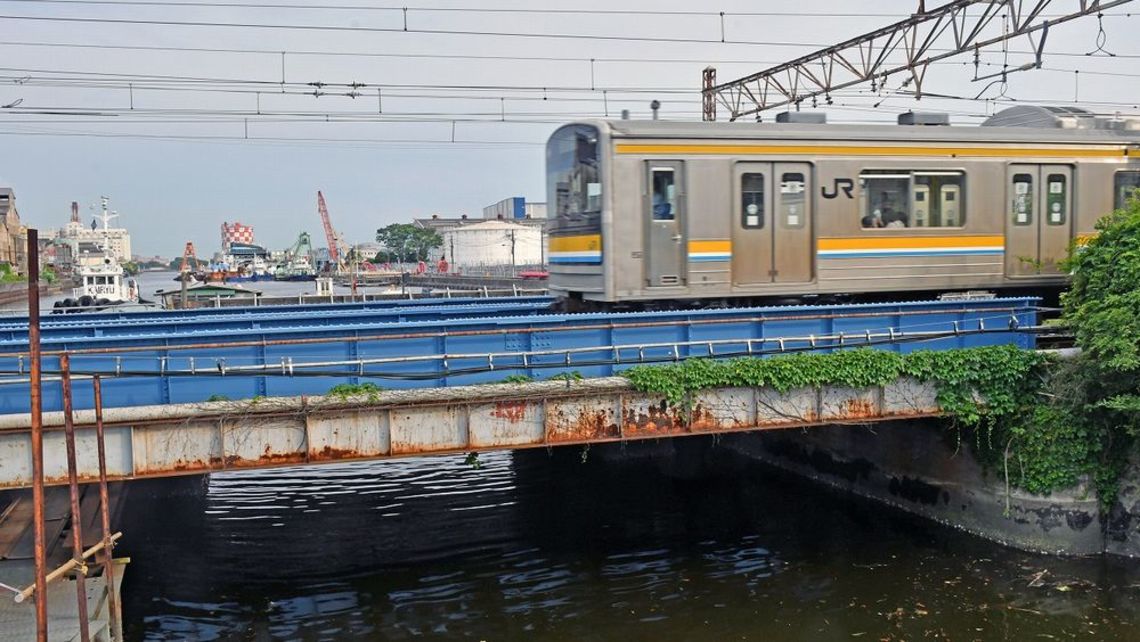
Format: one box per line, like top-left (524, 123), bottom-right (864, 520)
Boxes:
top-left (60, 353), bottom-right (92, 642)
top-left (92, 375), bottom-right (122, 641)
top-left (27, 229), bottom-right (48, 642)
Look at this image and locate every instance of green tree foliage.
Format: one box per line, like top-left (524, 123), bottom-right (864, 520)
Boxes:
top-left (0, 263), bottom-right (23, 283)
top-left (1060, 197), bottom-right (1140, 435)
top-left (375, 224), bottom-right (443, 262)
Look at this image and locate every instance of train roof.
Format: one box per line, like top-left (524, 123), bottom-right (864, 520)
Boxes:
top-left (581, 106), bottom-right (1140, 146)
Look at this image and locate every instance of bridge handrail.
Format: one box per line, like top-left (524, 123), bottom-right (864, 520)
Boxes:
top-left (0, 319), bottom-right (1043, 385)
top-left (0, 303), bottom-right (1039, 359)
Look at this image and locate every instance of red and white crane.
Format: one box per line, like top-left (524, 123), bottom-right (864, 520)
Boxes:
top-left (317, 190), bottom-right (348, 273)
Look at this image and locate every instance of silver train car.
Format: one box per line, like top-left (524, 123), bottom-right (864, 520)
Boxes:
top-left (545, 105), bottom-right (1140, 306)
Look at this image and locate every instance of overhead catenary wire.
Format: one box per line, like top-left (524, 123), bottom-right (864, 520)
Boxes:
top-left (2, 38), bottom-right (1138, 63)
top-left (0, 11), bottom-right (1133, 52)
top-left (0, 0), bottom-right (1132, 19)
top-left (0, 5), bottom-right (1133, 145)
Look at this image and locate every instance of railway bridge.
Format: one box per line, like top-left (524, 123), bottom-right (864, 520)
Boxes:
top-left (0, 294), bottom-right (1038, 486)
top-left (0, 294), bottom-right (1039, 640)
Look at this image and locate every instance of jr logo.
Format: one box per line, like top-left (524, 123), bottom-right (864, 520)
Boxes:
top-left (821, 178), bottom-right (855, 200)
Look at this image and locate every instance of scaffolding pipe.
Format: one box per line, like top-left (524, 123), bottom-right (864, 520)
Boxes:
top-left (60, 353), bottom-right (92, 642)
top-left (13, 534), bottom-right (123, 604)
top-left (93, 375), bottom-right (123, 641)
top-left (26, 229), bottom-right (47, 642)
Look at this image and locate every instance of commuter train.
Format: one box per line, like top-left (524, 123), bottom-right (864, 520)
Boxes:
top-left (545, 105), bottom-right (1140, 307)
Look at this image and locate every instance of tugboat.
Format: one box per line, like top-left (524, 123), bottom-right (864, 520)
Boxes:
top-left (52, 197), bottom-right (147, 313)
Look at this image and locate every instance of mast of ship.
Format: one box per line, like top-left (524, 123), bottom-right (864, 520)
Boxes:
top-left (94, 196), bottom-right (118, 259)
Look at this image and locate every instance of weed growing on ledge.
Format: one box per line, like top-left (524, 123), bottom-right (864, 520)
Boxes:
top-left (326, 382), bottom-right (385, 402)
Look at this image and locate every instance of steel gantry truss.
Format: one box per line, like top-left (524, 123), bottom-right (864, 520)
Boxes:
top-left (702, 0), bottom-right (1134, 121)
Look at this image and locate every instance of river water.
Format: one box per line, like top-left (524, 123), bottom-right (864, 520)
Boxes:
top-left (117, 440), bottom-right (1140, 641)
top-left (0, 270), bottom-right (398, 314)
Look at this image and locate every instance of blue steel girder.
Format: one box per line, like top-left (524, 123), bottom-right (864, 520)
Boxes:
top-left (0, 298), bottom-right (1039, 415)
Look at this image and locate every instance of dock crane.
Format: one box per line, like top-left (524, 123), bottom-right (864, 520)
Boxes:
top-left (178, 241), bottom-right (202, 280)
top-left (177, 241), bottom-right (203, 308)
top-left (317, 191), bottom-right (350, 274)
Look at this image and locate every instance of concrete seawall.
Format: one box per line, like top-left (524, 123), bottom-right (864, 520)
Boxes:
top-left (720, 420), bottom-right (1111, 555)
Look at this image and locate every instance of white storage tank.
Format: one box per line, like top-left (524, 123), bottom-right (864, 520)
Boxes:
top-left (441, 220), bottom-right (543, 268)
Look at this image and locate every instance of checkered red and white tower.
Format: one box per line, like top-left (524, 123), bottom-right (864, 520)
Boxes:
top-left (221, 221), bottom-right (254, 251)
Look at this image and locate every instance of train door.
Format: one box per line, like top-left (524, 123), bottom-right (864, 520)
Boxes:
top-left (645, 161), bottom-right (685, 286)
top-left (731, 163), bottom-right (774, 286)
top-left (731, 162), bottom-right (813, 286)
top-left (772, 163), bottom-right (813, 283)
top-left (1006, 164), bottom-right (1072, 277)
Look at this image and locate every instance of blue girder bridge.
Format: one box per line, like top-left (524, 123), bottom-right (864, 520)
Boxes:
top-left (0, 297), bottom-right (1037, 415)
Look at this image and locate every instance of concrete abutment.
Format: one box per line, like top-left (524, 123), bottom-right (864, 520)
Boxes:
top-left (715, 419), bottom-right (1126, 556)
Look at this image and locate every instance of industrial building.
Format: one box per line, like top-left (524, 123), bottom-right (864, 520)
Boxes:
top-left (482, 197), bottom-right (547, 221)
top-left (0, 188), bottom-right (24, 273)
top-left (51, 201), bottom-right (132, 264)
top-left (413, 197), bottom-right (549, 269)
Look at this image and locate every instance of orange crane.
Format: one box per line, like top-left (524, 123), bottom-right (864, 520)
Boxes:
top-left (180, 241), bottom-right (201, 277)
top-left (177, 241), bottom-right (202, 308)
top-left (317, 191), bottom-right (348, 273)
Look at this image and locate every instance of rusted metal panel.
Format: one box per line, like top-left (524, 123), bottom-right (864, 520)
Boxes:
top-left (820, 386), bottom-right (880, 421)
top-left (757, 387), bottom-right (818, 425)
top-left (221, 417), bottom-right (308, 467)
top-left (43, 429), bottom-right (133, 484)
top-left (546, 396), bottom-right (620, 443)
top-left (0, 376), bottom-right (952, 488)
top-left (0, 431), bottom-right (33, 486)
top-left (0, 428), bottom-right (134, 486)
top-left (307, 411), bottom-right (388, 461)
top-left (688, 388), bottom-right (755, 432)
top-left (134, 420), bottom-right (222, 475)
top-left (390, 405), bottom-right (466, 454)
top-left (883, 377), bottom-right (940, 416)
top-left (621, 395), bottom-right (688, 438)
top-left (468, 401), bottom-right (543, 448)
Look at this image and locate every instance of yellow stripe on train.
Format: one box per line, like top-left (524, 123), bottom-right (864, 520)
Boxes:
top-left (549, 234), bottom-right (602, 253)
top-left (616, 143), bottom-right (1129, 158)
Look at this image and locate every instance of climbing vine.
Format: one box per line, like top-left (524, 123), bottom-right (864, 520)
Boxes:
top-left (623, 345), bottom-right (1045, 415)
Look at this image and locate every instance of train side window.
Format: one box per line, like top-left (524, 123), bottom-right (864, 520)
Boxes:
top-left (1012, 173), bottom-right (1033, 226)
top-left (914, 172), bottom-right (964, 228)
top-left (741, 173), bottom-right (764, 228)
top-left (1046, 174), bottom-right (1067, 226)
top-left (1114, 171), bottom-right (1140, 209)
top-left (860, 170), bottom-right (965, 229)
top-left (650, 168), bottom-right (676, 220)
top-left (780, 173), bottom-right (805, 228)
top-left (860, 172), bottom-right (909, 229)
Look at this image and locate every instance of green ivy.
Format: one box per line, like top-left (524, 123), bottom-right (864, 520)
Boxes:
top-left (499, 374), bottom-right (533, 384)
top-left (624, 345), bottom-right (1044, 411)
top-left (622, 346), bottom-right (1092, 494)
top-left (326, 382), bottom-right (384, 401)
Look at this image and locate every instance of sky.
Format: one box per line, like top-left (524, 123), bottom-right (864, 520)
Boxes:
top-left (0, 0), bottom-right (1137, 258)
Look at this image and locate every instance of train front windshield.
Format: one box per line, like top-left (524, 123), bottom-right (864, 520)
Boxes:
top-left (546, 124), bottom-right (603, 236)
